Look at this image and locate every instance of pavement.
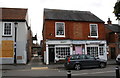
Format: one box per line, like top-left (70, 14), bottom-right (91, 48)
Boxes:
top-left (0, 56), bottom-right (117, 70)
top-left (107, 59), bottom-right (116, 65)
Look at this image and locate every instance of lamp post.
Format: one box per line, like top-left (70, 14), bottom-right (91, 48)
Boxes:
top-left (14, 22), bottom-right (18, 64)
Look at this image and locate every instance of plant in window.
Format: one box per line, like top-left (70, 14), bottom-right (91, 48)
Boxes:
top-left (56, 22), bottom-right (65, 37)
top-left (114, 1), bottom-right (120, 20)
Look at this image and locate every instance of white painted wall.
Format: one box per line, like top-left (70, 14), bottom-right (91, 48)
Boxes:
top-left (0, 21), bottom-right (2, 64)
top-left (1, 21), bottom-right (28, 64)
top-left (118, 20), bottom-right (120, 25)
top-left (16, 22), bottom-right (27, 64)
top-left (1, 22), bottom-right (14, 64)
top-left (0, 8), bottom-right (2, 78)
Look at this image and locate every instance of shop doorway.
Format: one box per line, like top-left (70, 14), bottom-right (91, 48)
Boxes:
top-left (49, 48), bottom-right (55, 64)
top-left (110, 47), bottom-right (116, 59)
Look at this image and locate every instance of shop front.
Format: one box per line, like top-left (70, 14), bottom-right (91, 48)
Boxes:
top-left (72, 40), bottom-right (107, 60)
top-left (45, 40), bottom-right (72, 64)
top-left (44, 40), bottom-right (107, 64)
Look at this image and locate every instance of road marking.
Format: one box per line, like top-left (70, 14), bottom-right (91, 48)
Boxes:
top-left (31, 67), bottom-right (48, 70)
top-left (72, 70), bottom-right (115, 76)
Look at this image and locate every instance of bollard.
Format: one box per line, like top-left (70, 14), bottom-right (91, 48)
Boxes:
top-left (116, 67), bottom-right (119, 78)
top-left (67, 70), bottom-right (71, 78)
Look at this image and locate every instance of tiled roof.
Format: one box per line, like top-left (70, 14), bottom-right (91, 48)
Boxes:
top-left (44, 8), bottom-right (104, 23)
top-left (105, 24), bottom-right (120, 32)
top-left (0, 8), bottom-right (27, 21)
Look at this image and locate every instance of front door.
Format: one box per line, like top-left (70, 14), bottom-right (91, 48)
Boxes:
top-left (111, 47), bottom-right (116, 59)
top-left (49, 48), bottom-right (55, 64)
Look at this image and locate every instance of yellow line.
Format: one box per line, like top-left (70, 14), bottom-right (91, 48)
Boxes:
top-left (0, 57), bottom-right (14, 58)
top-left (31, 67), bottom-right (48, 70)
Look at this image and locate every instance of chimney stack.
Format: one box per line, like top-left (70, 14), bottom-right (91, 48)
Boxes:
top-left (107, 18), bottom-right (112, 24)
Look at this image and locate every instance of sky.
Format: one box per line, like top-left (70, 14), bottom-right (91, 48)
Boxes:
top-left (0, 0), bottom-right (118, 43)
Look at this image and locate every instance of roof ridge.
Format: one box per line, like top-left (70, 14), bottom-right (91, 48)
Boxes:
top-left (0, 7), bottom-right (28, 10)
top-left (44, 8), bottom-right (90, 13)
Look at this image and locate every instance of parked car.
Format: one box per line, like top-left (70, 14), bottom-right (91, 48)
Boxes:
top-left (116, 54), bottom-right (120, 64)
top-left (64, 54), bottom-right (107, 70)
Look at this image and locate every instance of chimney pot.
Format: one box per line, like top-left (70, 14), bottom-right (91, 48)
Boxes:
top-left (107, 18), bottom-right (112, 24)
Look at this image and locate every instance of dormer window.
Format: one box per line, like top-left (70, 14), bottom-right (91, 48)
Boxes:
top-left (3, 22), bottom-right (12, 36)
top-left (89, 24), bottom-right (98, 38)
top-left (55, 22), bottom-right (65, 37)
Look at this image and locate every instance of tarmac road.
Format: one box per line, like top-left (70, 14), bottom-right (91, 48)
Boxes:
top-left (1, 56), bottom-right (119, 78)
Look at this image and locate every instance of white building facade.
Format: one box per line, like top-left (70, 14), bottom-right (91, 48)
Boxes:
top-left (0, 8), bottom-right (29, 64)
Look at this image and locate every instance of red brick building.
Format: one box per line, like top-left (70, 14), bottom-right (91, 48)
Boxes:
top-left (105, 18), bottom-right (120, 59)
top-left (42, 9), bottom-right (107, 64)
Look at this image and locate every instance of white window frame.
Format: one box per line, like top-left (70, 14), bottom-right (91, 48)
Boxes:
top-left (89, 24), bottom-right (98, 38)
top-left (55, 45), bottom-right (70, 60)
top-left (3, 22), bottom-right (12, 36)
top-left (99, 45), bottom-right (104, 56)
top-left (86, 45), bottom-right (99, 57)
top-left (55, 22), bottom-right (65, 37)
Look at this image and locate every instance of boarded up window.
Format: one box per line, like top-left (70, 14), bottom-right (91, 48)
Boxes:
top-left (0, 43), bottom-right (1, 57)
top-left (73, 23), bottom-right (83, 38)
top-left (1, 40), bottom-right (14, 57)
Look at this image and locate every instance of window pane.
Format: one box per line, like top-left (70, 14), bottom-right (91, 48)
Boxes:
top-left (90, 24), bottom-right (97, 36)
top-left (99, 45), bottom-right (104, 55)
top-left (3, 23), bottom-right (12, 36)
top-left (87, 47), bottom-right (98, 57)
top-left (56, 47), bottom-right (70, 59)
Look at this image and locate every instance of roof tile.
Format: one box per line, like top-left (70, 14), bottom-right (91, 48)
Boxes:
top-left (0, 8), bottom-right (27, 20)
top-left (44, 8), bottom-right (104, 23)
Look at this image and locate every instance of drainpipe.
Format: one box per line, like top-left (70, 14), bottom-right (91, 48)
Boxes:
top-left (14, 22), bottom-right (18, 65)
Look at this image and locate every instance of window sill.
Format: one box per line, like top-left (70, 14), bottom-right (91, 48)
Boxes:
top-left (88, 36), bottom-right (98, 38)
top-left (2, 35), bottom-right (12, 37)
top-left (56, 35), bottom-right (65, 37)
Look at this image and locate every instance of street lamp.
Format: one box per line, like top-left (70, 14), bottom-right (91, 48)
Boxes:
top-left (14, 22), bottom-right (18, 64)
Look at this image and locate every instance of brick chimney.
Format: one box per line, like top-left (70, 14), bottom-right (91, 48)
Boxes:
top-left (107, 18), bottom-right (112, 24)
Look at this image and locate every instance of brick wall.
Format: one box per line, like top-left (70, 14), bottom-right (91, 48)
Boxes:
top-left (43, 20), bottom-right (106, 40)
